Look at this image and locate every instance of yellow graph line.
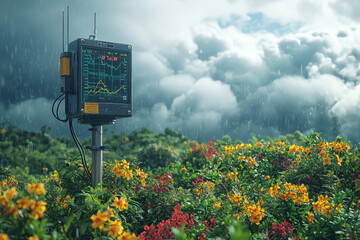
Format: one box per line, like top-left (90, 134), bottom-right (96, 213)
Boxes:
top-left (88, 80), bottom-right (125, 95)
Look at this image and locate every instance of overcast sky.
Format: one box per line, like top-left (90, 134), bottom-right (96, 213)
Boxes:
top-left (1, 0), bottom-right (360, 142)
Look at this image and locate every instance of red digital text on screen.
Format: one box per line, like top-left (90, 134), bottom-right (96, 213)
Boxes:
top-left (101, 56), bottom-right (118, 61)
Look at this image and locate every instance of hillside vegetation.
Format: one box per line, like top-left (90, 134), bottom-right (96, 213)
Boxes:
top-left (0, 123), bottom-right (359, 239)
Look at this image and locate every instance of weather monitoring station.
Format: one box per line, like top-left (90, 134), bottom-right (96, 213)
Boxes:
top-left (53, 7), bottom-right (132, 187)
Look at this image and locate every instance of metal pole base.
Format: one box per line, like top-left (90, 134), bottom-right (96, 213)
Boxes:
top-left (90, 125), bottom-right (103, 188)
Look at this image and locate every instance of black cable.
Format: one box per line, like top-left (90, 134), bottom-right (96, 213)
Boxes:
top-left (52, 94), bottom-right (91, 181)
top-left (70, 121), bottom-right (91, 181)
top-left (51, 94), bottom-right (63, 120)
top-left (52, 93), bottom-right (68, 122)
top-left (69, 119), bottom-right (92, 180)
top-left (56, 96), bottom-right (66, 121)
top-left (69, 119), bottom-right (91, 178)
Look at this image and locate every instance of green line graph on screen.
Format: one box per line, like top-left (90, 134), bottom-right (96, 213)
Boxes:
top-left (82, 48), bottom-right (129, 103)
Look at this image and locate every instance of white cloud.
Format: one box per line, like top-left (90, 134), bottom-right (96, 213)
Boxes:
top-left (159, 74), bottom-right (195, 96)
top-left (171, 77), bottom-right (237, 116)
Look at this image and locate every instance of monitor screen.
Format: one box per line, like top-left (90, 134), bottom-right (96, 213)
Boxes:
top-left (81, 47), bottom-right (130, 104)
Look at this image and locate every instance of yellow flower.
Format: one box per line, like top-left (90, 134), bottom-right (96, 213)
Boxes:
top-left (289, 144), bottom-right (304, 154)
top-left (255, 142), bottom-right (263, 149)
top-left (28, 236), bottom-right (40, 240)
top-left (289, 144), bottom-right (297, 154)
top-left (0, 233), bottom-right (10, 240)
top-left (268, 183), bottom-right (281, 199)
top-left (0, 196), bottom-right (8, 206)
top-left (322, 156), bottom-right (331, 165)
top-left (229, 193), bottom-right (242, 206)
top-left (264, 175), bottom-right (270, 180)
top-left (245, 201), bottom-right (265, 225)
top-left (312, 201), bottom-right (322, 212)
top-left (284, 182), bottom-right (292, 191)
top-left (308, 211), bottom-right (314, 224)
top-left (118, 231), bottom-right (138, 240)
top-left (30, 201), bottom-right (46, 220)
top-left (90, 210), bottom-right (109, 230)
top-left (181, 167), bottom-right (187, 172)
top-left (213, 202), bottom-right (221, 208)
top-left (111, 196), bottom-right (128, 211)
top-left (123, 170), bottom-right (133, 180)
top-left (195, 181), bottom-right (215, 195)
top-left (225, 172), bottom-right (238, 181)
top-left (120, 160), bottom-right (130, 169)
top-left (17, 196), bottom-right (35, 210)
top-left (336, 204), bottom-right (343, 210)
top-left (248, 157), bottom-right (256, 167)
top-left (4, 204), bottom-right (18, 217)
top-left (0, 129), bottom-right (6, 134)
top-left (27, 183), bottom-right (46, 195)
top-left (125, 137), bottom-right (129, 141)
top-left (335, 154), bottom-right (342, 166)
top-left (104, 219), bottom-right (124, 238)
top-left (51, 170), bottom-right (59, 181)
top-left (5, 187), bottom-right (18, 200)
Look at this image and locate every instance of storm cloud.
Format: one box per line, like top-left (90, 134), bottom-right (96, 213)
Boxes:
top-left (1, 0), bottom-right (360, 143)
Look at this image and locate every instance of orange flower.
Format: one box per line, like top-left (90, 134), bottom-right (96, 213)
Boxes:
top-left (120, 160), bottom-right (130, 169)
top-left (284, 182), bottom-right (292, 191)
top-left (118, 231), bottom-right (138, 240)
top-left (245, 201), bottom-right (265, 225)
top-left (322, 156), bottom-right (331, 165)
top-left (335, 154), bottom-right (342, 166)
top-left (90, 210), bottom-right (109, 230)
top-left (30, 201), bottom-right (46, 220)
top-left (27, 183), bottom-right (46, 195)
top-left (229, 193), bottom-right (242, 206)
top-left (4, 204), bottom-right (18, 217)
top-left (213, 202), bottom-right (221, 208)
top-left (28, 236), bottom-right (40, 240)
top-left (104, 219), bottom-right (123, 238)
top-left (0, 233), bottom-right (10, 240)
top-left (5, 187), bottom-right (18, 200)
top-left (308, 211), bottom-right (314, 224)
top-left (106, 208), bottom-right (116, 218)
top-left (248, 157), bottom-right (256, 167)
top-left (255, 142), bottom-right (263, 149)
top-left (111, 196), bottom-right (128, 211)
top-left (0, 196), bottom-right (8, 206)
top-left (17, 196), bottom-right (35, 210)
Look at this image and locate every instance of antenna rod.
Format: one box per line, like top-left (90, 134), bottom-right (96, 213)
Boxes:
top-left (94, 12), bottom-right (96, 39)
top-left (62, 10), bottom-right (64, 52)
top-left (67, 5), bottom-right (69, 51)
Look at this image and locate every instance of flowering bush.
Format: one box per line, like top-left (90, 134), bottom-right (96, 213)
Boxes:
top-left (1, 131), bottom-right (360, 239)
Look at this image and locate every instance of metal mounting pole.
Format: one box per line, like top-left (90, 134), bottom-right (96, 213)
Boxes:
top-left (90, 125), bottom-right (103, 188)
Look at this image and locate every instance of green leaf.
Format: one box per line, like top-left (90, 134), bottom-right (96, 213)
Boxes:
top-left (64, 214), bottom-right (76, 233)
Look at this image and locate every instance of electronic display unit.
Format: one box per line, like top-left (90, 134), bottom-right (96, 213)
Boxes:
top-left (63, 38), bottom-right (132, 124)
top-left (82, 47), bottom-right (130, 104)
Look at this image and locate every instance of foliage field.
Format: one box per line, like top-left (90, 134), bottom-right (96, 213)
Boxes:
top-left (0, 123), bottom-right (359, 239)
